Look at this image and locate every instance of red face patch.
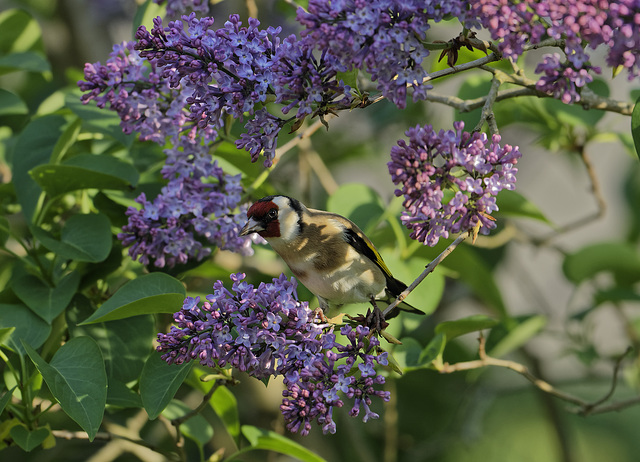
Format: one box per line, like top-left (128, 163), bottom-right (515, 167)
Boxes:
top-left (247, 200), bottom-right (281, 238)
top-left (247, 200), bottom-right (277, 219)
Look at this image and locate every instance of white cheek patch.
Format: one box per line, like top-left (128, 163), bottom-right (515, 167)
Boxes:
top-left (278, 210), bottom-right (300, 242)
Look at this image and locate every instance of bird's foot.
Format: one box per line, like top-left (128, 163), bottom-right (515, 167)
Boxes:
top-left (313, 307), bottom-right (328, 323)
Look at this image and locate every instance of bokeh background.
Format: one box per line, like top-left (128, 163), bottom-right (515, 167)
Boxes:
top-left (2, 1), bottom-right (640, 461)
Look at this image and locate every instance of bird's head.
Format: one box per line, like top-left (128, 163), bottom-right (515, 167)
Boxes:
top-left (240, 195), bottom-right (303, 240)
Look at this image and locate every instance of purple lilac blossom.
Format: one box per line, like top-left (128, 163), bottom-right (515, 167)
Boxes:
top-left (388, 121), bottom-right (522, 246)
top-left (79, 40), bottom-right (254, 267)
top-left (469, 0), bottom-right (640, 102)
top-left (157, 273), bottom-right (390, 435)
top-left (118, 160), bottom-right (256, 267)
top-left (296, 0), bottom-right (469, 109)
top-left (134, 13), bottom-right (287, 166)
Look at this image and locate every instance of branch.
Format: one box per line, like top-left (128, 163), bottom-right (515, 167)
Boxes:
top-left (481, 66), bottom-right (634, 115)
top-left (383, 233), bottom-right (468, 318)
top-left (439, 337), bottom-right (637, 416)
top-left (473, 77), bottom-right (501, 134)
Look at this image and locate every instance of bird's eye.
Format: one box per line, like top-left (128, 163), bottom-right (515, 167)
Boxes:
top-left (267, 209), bottom-right (278, 219)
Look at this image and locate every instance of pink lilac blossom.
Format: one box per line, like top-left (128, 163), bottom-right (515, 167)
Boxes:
top-left (388, 121), bottom-right (521, 246)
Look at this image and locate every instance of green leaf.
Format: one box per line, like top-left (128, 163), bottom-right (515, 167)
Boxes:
top-left (562, 242), bottom-right (640, 284)
top-left (496, 190), bottom-right (551, 224)
top-left (12, 272), bottom-right (80, 323)
top-left (392, 337), bottom-right (425, 371)
top-left (30, 154), bottom-right (139, 197)
top-left (0, 9), bottom-right (45, 54)
top-left (211, 385), bottom-right (240, 440)
top-left (336, 68), bottom-right (359, 90)
top-left (0, 51), bottom-right (50, 75)
top-left (140, 353), bottom-right (193, 419)
top-left (0, 304), bottom-right (51, 355)
top-left (68, 297), bottom-right (155, 383)
top-left (385, 255), bottom-right (445, 315)
top-left (238, 426), bottom-right (327, 462)
top-left (419, 333), bottom-right (447, 368)
top-left (9, 425), bottom-right (50, 452)
top-left (162, 400), bottom-right (214, 448)
top-left (0, 89), bottom-right (28, 116)
top-left (66, 91), bottom-right (133, 147)
top-left (0, 386), bottom-right (16, 415)
top-left (106, 379), bottom-right (142, 408)
top-left (32, 213), bottom-right (112, 262)
top-left (435, 315), bottom-right (499, 341)
top-left (12, 115), bottom-right (67, 222)
top-left (24, 337), bottom-right (107, 441)
top-left (80, 273), bottom-right (186, 324)
top-left (631, 94), bottom-right (640, 161)
top-left (486, 315), bottom-right (547, 358)
top-left (50, 117), bottom-right (81, 164)
top-left (327, 183), bottom-right (385, 231)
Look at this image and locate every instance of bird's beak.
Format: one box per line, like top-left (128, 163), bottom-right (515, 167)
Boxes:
top-left (239, 218), bottom-right (264, 236)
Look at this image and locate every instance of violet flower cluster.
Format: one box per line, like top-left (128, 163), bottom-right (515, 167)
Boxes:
top-left (134, 13), bottom-right (352, 166)
top-left (157, 273), bottom-right (390, 435)
top-left (79, 41), bottom-right (254, 268)
top-left (297, 0), bottom-right (469, 109)
top-left (469, 0), bottom-right (640, 103)
top-left (118, 161), bottom-right (255, 268)
top-left (388, 121), bottom-right (521, 246)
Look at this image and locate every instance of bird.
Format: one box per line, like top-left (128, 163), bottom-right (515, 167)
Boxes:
top-left (239, 195), bottom-right (424, 322)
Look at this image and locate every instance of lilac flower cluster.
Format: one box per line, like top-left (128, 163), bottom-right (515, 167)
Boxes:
top-left (469, 0), bottom-right (640, 103)
top-left (79, 41), bottom-right (254, 267)
top-left (388, 121), bottom-right (521, 246)
top-left (134, 13), bottom-right (352, 166)
top-left (157, 273), bottom-right (390, 435)
top-left (78, 41), bottom-right (193, 145)
top-left (297, 0), bottom-right (468, 108)
top-left (118, 160), bottom-right (254, 268)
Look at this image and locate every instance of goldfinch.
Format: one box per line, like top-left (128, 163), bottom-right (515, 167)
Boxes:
top-left (239, 195), bottom-right (423, 320)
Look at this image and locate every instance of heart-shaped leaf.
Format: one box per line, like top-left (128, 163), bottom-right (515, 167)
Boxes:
top-left (9, 425), bottom-right (50, 452)
top-left (24, 337), bottom-right (107, 441)
top-left (80, 272), bottom-right (185, 324)
top-left (13, 272), bottom-right (80, 323)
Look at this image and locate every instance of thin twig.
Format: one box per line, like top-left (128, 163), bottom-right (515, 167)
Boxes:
top-left (383, 233), bottom-right (468, 318)
top-left (578, 346), bottom-right (633, 416)
top-left (482, 66), bottom-right (634, 115)
top-left (273, 116), bottom-right (334, 165)
top-left (172, 380), bottom-right (223, 427)
top-left (439, 337), bottom-right (638, 416)
top-left (424, 53), bottom-right (502, 83)
top-left (532, 146), bottom-right (607, 245)
top-left (473, 77), bottom-right (501, 133)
